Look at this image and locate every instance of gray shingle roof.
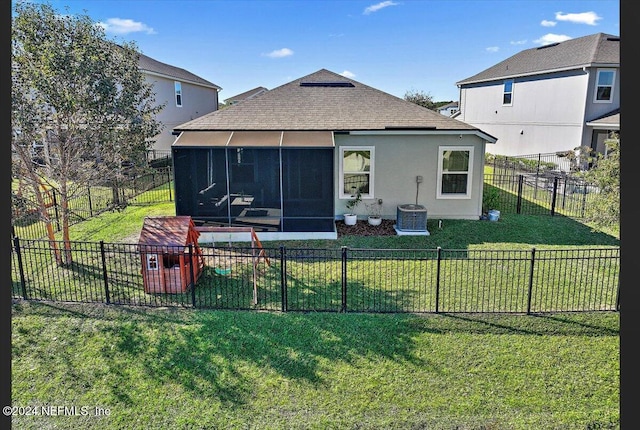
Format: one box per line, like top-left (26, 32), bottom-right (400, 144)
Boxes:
top-left (586, 108), bottom-right (620, 128)
top-left (137, 52), bottom-right (221, 90)
top-left (456, 33), bottom-right (619, 85)
top-left (224, 86), bottom-right (269, 103)
top-left (175, 69), bottom-right (479, 132)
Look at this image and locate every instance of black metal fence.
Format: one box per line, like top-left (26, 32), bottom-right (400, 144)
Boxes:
top-left (11, 167), bottom-right (174, 240)
top-left (487, 151), bottom-right (588, 175)
top-left (11, 237), bottom-right (620, 314)
top-left (484, 173), bottom-right (598, 218)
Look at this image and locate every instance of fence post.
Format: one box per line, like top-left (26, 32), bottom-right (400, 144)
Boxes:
top-left (526, 247), bottom-right (536, 314)
top-left (516, 175), bottom-right (524, 214)
top-left (87, 186), bottom-right (93, 217)
top-left (100, 241), bottom-right (111, 305)
top-left (280, 246), bottom-right (287, 312)
top-left (550, 177), bottom-right (558, 216)
top-left (167, 167), bottom-right (173, 201)
top-left (435, 247), bottom-right (442, 313)
top-left (341, 246), bottom-right (348, 313)
top-left (13, 237), bottom-right (28, 299)
top-left (615, 277), bottom-right (620, 312)
top-left (581, 183), bottom-right (588, 218)
top-left (189, 244), bottom-right (196, 308)
top-left (52, 189), bottom-right (61, 232)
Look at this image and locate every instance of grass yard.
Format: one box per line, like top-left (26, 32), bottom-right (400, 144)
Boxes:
top-left (11, 301), bottom-right (619, 430)
top-left (11, 178), bottom-right (620, 429)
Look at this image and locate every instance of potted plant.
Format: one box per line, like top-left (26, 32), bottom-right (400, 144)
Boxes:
top-left (344, 189), bottom-right (362, 226)
top-left (365, 199), bottom-right (383, 226)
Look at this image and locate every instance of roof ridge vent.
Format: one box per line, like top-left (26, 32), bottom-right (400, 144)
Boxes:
top-left (300, 81), bottom-right (355, 87)
top-left (537, 42), bottom-right (560, 49)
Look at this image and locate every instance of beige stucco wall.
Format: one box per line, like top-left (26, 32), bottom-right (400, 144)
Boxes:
top-left (144, 73), bottom-right (219, 154)
top-left (334, 133), bottom-right (488, 220)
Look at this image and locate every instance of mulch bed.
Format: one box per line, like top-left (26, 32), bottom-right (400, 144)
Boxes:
top-left (335, 219), bottom-right (397, 237)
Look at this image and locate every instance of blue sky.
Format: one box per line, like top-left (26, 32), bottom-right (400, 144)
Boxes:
top-left (23, 0), bottom-right (620, 102)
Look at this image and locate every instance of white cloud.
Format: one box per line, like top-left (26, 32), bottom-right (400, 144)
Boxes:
top-left (97, 18), bottom-right (156, 35)
top-left (486, 46), bottom-right (499, 53)
top-left (339, 70), bottom-right (356, 78)
top-left (541, 20), bottom-right (556, 27)
top-left (555, 11), bottom-right (602, 25)
top-left (262, 48), bottom-right (294, 58)
top-left (363, 1), bottom-right (399, 15)
top-left (534, 33), bottom-right (573, 46)
top-left (510, 39), bottom-right (527, 45)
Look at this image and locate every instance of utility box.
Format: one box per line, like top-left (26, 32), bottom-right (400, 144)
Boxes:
top-left (138, 216), bottom-right (204, 294)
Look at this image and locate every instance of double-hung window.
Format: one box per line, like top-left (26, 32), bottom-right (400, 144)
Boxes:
top-left (437, 146), bottom-right (473, 199)
top-left (340, 146), bottom-right (374, 199)
top-left (594, 69), bottom-right (615, 103)
top-left (502, 79), bottom-right (513, 105)
top-left (175, 81), bottom-right (183, 107)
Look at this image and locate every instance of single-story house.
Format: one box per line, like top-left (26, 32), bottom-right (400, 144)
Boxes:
top-left (171, 69), bottom-right (497, 241)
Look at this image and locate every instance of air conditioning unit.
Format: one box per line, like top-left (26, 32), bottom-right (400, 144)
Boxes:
top-left (396, 204), bottom-right (427, 231)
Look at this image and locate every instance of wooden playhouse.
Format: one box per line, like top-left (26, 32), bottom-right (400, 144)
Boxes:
top-left (138, 216), bottom-right (204, 294)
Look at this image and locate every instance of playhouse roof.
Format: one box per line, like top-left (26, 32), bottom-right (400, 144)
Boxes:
top-left (137, 216), bottom-right (200, 251)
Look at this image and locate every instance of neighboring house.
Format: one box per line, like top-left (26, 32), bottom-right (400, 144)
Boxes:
top-left (137, 52), bottom-right (222, 156)
top-left (456, 32), bottom-right (619, 160)
top-left (438, 101), bottom-right (459, 117)
top-left (223, 86), bottom-right (269, 105)
top-left (171, 69), bottom-right (496, 241)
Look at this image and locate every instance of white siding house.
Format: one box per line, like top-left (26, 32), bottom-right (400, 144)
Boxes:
top-left (456, 33), bottom-right (619, 159)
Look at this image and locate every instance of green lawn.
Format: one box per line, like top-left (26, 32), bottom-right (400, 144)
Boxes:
top-left (11, 180), bottom-right (620, 429)
top-left (11, 301), bottom-right (619, 430)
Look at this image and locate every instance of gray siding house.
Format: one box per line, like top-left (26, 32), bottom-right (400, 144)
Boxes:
top-left (171, 69), bottom-right (496, 241)
top-left (138, 53), bottom-right (221, 156)
top-left (456, 32), bottom-right (619, 159)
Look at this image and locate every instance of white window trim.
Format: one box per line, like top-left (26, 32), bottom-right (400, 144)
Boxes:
top-left (502, 79), bottom-right (513, 106)
top-left (436, 146), bottom-right (474, 199)
top-left (593, 69), bottom-right (615, 104)
top-left (175, 81), bottom-right (183, 107)
top-left (339, 146), bottom-right (375, 199)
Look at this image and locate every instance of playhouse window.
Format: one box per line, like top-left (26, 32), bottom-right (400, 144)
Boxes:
top-left (163, 253), bottom-right (181, 269)
top-left (146, 254), bottom-right (159, 270)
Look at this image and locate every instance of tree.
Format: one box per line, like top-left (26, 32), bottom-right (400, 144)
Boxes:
top-left (12, 1), bottom-right (163, 265)
top-left (577, 132), bottom-right (620, 232)
top-left (403, 89), bottom-right (437, 111)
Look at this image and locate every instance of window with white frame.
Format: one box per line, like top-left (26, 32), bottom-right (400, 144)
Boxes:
top-left (340, 146), bottom-right (374, 199)
top-left (502, 79), bottom-right (513, 105)
top-left (175, 81), bottom-right (183, 107)
top-left (437, 146), bottom-right (473, 198)
top-left (594, 69), bottom-right (615, 103)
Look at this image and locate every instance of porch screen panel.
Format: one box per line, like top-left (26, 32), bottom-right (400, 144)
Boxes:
top-left (282, 148), bottom-right (334, 232)
top-left (173, 148), bottom-right (229, 223)
top-left (228, 148), bottom-right (282, 231)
